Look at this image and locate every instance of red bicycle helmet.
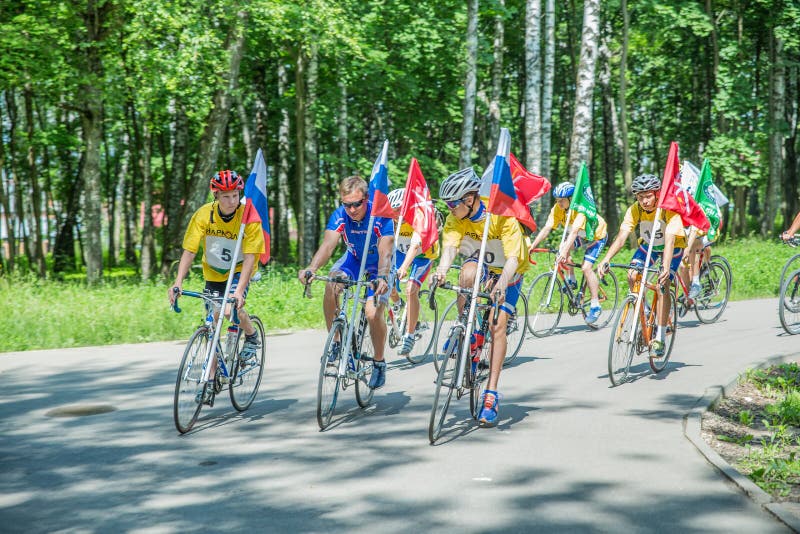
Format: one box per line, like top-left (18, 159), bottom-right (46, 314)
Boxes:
top-left (210, 170), bottom-right (243, 192)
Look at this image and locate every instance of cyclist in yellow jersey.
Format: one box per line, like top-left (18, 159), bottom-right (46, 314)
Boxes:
top-left (598, 173), bottom-right (686, 358)
top-left (529, 181), bottom-right (609, 324)
top-left (387, 188), bottom-right (440, 355)
top-left (430, 168), bottom-right (529, 427)
top-left (168, 170), bottom-right (266, 363)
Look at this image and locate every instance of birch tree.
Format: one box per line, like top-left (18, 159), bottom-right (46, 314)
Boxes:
top-left (524, 0), bottom-right (542, 174)
top-left (460, 0), bottom-right (479, 169)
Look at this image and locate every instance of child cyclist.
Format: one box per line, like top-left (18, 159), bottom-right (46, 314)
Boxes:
top-left (387, 188), bottom-right (440, 355)
top-left (528, 182), bottom-right (609, 324)
top-left (597, 173), bottom-right (687, 358)
top-left (431, 168), bottom-right (529, 427)
top-left (168, 170), bottom-right (266, 377)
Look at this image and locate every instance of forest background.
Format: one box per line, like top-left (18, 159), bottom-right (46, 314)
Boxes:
top-left (0, 0), bottom-right (799, 283)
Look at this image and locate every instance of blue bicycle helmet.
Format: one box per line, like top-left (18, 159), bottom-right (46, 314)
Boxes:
top-left (553, 182), bottom-right (575, 198)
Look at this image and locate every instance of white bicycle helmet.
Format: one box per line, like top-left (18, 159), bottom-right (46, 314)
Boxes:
top-left (631, 173), bottom-right (661, 194)
top-left (552, 182), bottom-right (575, 198)
top-left (388, 188), bottom-right (405, 210)
top-left (439, 167), bottom-right (481, 201)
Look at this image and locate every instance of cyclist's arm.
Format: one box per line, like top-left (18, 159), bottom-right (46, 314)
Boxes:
top-left (496, 256), bottom-right (519, 296)
top-left (375, 235), bottom-right (394, 295)
top-left (300, 230), bottom-right (340, 281)
top-left (232, 253), bottom-right (257, 308)
top-left (433, 245), bottom-right (458, 284)
top-left (169, 249), bottom-right (196, 304)
top-left (397, 241), bottom-right (421, 279)
top-left (598, 226), bottom-right (632, 274)
top-left (559, 225), bottom-right (581, 261)
top-left (783, 211), bottom-right (800, 240)
top-left (659, 232), bottom-right (677, 287)
top-left (529, 224), bottom-right (554, 250)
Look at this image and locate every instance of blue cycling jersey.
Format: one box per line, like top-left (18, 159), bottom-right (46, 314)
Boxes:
top-left (325, 201), bottom-right (394, 260)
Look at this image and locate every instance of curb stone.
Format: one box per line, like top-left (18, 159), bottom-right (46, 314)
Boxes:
top-left (684, 352), bottom-right (800, 533)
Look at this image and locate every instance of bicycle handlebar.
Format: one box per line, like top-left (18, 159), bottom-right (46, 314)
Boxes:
top-left (172, 288), bottom-right (240, 323)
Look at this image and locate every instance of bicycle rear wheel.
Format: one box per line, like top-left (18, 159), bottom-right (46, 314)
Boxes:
top-left (503, 292), bottom-right (528, 366)
top-left (779, 268), bottom-right (800, 335)
top-left (526, 271), bottom-right (563, 337)
top-left (229, 316), bottom-right (266, 411)
top-left (780, 253), bottom-right (800, 293)
top-left (582, 269), bottom-right (620, 330)
top-left (317, 320), bottom-right (344, 430)
top-left (174, 326), bottom-right (210, 433)
top-left (694, 260), bottom-right (731, 324)
top-left (649, 290), bottom-right (678, 373)
top-left (404, 289), bottom-right (438, 365)
top-left (607, 295), bottom-right (638, 386)
top-left (433, 298), bottom-right (460, 373)
top-left (355, 319), bottom-right (375, 408)
top-left (429, 328), bottom-right (461, 444)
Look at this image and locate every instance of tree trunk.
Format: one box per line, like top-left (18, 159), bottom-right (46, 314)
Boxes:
top-left (160, 102), bottom-right (189, 275)
top-left (277, 61), bottom-right (292, 264)
top-left (487, 0), bottom-right (505, 163)
top-left (337, 77), bottom-right (349, 178)
top-left (599, 35), bottom-right (618, 233)
top-left (784, 61), bottom-right (798, 227)
top-left (542, 0), bottom-right (555, 180)
top-left (524, 0), bottom-right (542, 174)
top-left (619, 0), bottom-right (632, 194)
top-left (236, 94), bottom-right (254, 165)
top-left (294, 47), bottom-right (307, 262)
top-left (23, 84), bottom-right (45, 276)
top-left (181, 10), bottom-right (248, 229)
top-left (762, 32), bottom-right (785, 236)
top-left (459, 0), bottom-right (479, 168)
top-left (5, 90), bottom-right (30, 269)
top-left (139, 125), bottom-right (155, 280)
top-left (0, 95), bottom-right (15, 272)
top-left (302, 42), bottom-right (320, 264)
top-left (568, 0), bottom-right (600, 180)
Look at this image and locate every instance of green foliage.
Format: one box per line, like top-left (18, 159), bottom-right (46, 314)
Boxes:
top-left (739, 409), bottom-right (755, 427)
top-left (765, 391), bottom-right (800, 427)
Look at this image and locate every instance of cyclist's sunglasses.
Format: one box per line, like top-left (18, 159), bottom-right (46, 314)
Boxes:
top-left (341, 198), bottom-right (366, 209)
top-left (445, 198), bottom-right (465, 209)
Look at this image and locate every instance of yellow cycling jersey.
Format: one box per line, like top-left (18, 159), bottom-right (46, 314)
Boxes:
top-left (397, 221), bottom-right (439, 260)
top-left (620, 203), bottom-right (687, 250)
top-left (182, 202), bottom-right (266, 282)
top-left (442, 203), bottom-right (529, 275)
top-left (545, 204), bottom-right (608, 241)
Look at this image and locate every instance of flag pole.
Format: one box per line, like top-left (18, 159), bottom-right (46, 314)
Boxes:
top-left (628, 209), bottom-right (661, 343)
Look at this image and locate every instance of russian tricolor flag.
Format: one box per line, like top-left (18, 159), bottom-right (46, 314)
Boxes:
top-left (368, 140), bottom-right (395, 218)
top-left (243, 148), bottom-right (271, 264)
top-left (487, 128), bottom-right (538, 231)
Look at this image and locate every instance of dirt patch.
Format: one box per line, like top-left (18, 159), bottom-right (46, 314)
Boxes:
top-left (701, 375), bottom-right (800, 502)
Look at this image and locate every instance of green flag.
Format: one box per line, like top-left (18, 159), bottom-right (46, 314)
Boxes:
top-left (694, 159), bottom-right (721, 241)
top-left (571, 162), bottom-right (598, 241)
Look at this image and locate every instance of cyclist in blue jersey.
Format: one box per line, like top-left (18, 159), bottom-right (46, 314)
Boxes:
top-left (298, 176), bottom-right (395, 389)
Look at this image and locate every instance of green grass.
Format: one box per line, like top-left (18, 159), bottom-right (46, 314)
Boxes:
top-left (0, 237), bottom-right (796, 352)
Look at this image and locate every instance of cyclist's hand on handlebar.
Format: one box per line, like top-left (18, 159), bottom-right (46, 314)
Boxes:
top-left (493, 287), bottom-right (506, 307)
top-left (374, 276), bottom-right (389, 296)
top-left (298, 268), bottom-right (315, 284)
top-left (168, 285), bottom-right (181, 306)
top-left (597, 260), bottom-right (610, 277)
top-left (232, 289), bottom-right (246, 310)
top-left (657, 266), bottom-right (671, 289)
top-left (431, 270), bottom-right (447, 287)
top-left (397, 265), bottom-right (408, 282)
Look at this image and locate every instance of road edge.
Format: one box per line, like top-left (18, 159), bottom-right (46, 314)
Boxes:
top-left (683, 352), bottom-right (800, 533)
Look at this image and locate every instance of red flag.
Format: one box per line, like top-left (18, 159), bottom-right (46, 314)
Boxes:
top-left (657, 142), bottom-right (710, 231)
top-left (400, 158), bottom-right (439, 253)
top-left (488, 129), bottom-right (537, 231)
top-left (243, 149), bottom-right (270, 264)
top-left (509, 152), bottom-right (551, 204)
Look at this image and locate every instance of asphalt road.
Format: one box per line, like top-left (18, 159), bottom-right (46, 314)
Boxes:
top-left (1, 297), bottom-right (798, 533)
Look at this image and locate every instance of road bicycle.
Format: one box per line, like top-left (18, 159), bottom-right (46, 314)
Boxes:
top-left (779, 236), bottom-right (800, 291)
top-left (386, 283), bottom-right (438, 365)
top-left (427, 280), bottom-right (503, 443)
top-left (673, 244), bottom-right (732, 324)
top-left (171, 289), bottom-right (266, 433)
top-left (526, 248), bottom-right (620, 337)
top-left (780, 266), bottom-right (800, 335)
top-left (432, 276), bottom-right (527, 372)
top-left (303, 274), bottom-right (377, 430)
top-left (606, 263), bottom-right (678, 386)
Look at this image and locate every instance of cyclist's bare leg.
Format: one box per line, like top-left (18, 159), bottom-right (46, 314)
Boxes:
top-left (222, 303), bottom-right (255, 335)
top-left (487, 310), bottom-right (509, 391)
top-left (626, 269), bottom-right (639, 292)
top-left (457, 262), bottom-right (479, 313)
top-left (581, 260), bottom-right (600, 300)
top-left (365, 299), bottom-right (387, 361)
top-left (657, 280), bottom-right (671, 327)
top-left (405, 282), bottom-right (421, 334)
top-left (323, 272), bottom-right (346, 332)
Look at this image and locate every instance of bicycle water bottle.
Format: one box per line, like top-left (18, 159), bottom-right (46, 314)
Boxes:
top-left (470, 329), bottom-right (485, 355)
top-left (225, 325), bottom-right (239, 357)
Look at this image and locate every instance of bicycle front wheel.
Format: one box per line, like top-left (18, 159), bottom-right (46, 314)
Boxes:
top-left (583, 269), bottom-right (620, 330)
top-left (607, 295), bottom-right (638, 386)
top-left (779, 268), bottom-right (800, 335)
top-left (405, 289), bottom-right (438, 365)
top-left (355, 321), bottom-right (375, 408)
top-left (317, 320), bottom-right (344, 429)
top-left (503, 291), bottom-right (528, 366)
top-left (650, 290), bottom-right (678, 373)
top-left (229, 316), bottom-right (266, 412)
top-left (433, 298), bottom-right (460, 373)
top-left (429, 329), bottom-right (460, 444)
top-left (174, 326), bottom-right (210, 433)
top-left (694, 260), bottom-right (731, 324)
top-left (526, 271), bottom-right (564, 337)
top-left (780, 253), bottom-right (800, 293)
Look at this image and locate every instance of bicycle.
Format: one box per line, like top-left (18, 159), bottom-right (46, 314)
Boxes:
top-left (386, 281), bottom-right (438, 365)
top-left (427, 280), bottom-right (501, 443)
top-left (779, 236), bottom-right (800, 291)
top-left (432, 274), bottom-right (527, 372)
top-left (606, 263), bottom-right (678, 386)
top-left (171, 289), bottom-right (266, 434)
top-left (674, 244), bottom-right (732, 324)
top-left (779, 266), bottom-right (800, 334)
top-left (303, 273), bottom-right (377, 430)
top-left (526, 248), bottom-right (620, 337)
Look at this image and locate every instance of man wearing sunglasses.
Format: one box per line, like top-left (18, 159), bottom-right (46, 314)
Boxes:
top-left (431, 167), bottom-right (529, 427)
top-left (298, 176), bottom-right (394, 389)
